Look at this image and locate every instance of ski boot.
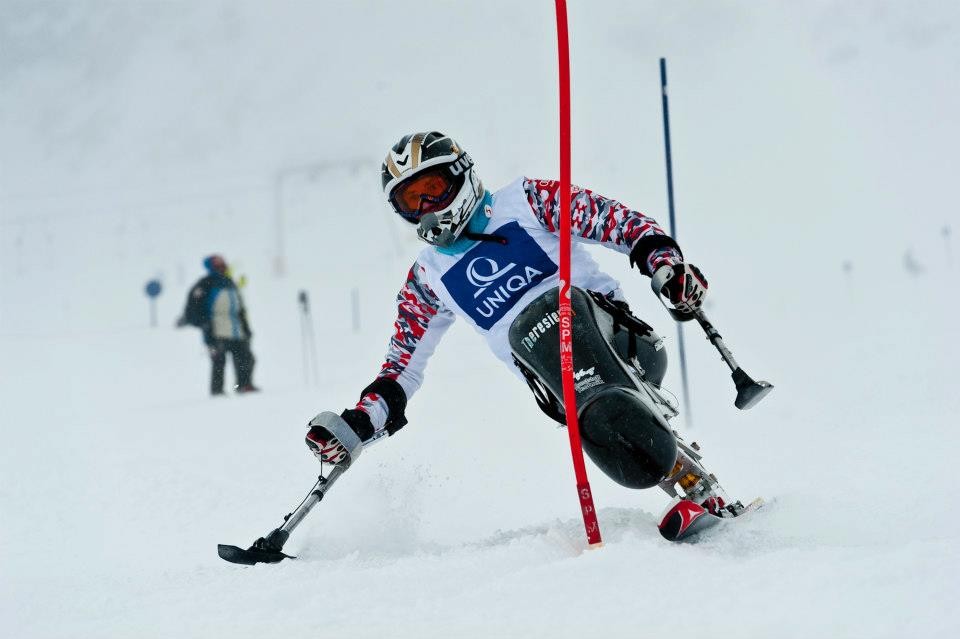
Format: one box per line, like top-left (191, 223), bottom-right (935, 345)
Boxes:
top-left (657, 434), bottom-right (749, 541)
top-left (235, 384), bottom-right (261, 394)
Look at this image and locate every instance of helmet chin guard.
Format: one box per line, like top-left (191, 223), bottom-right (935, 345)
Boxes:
top-left (381, 131), bottom-right (483, 247)
top-left (416, 213), bottom-right (456, 247)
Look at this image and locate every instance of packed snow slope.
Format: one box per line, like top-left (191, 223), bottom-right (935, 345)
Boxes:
top-left (2, 2), bottom-right (959, 637)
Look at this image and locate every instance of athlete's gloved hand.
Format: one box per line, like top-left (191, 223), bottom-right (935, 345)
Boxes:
top-left (305, 409), bottom-right (373, 465)
top-left (653, 263), bottom-right (708, 313)
top-left (305, 426), bottom-right (348, 464)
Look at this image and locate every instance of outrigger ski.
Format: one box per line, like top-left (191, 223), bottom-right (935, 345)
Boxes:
top-left (218, 543), bottom-right (293, 565)
top-left (658, 496), bottom-right (764, 542)
top-left (218, 528), bottom-right (295, 565)
top-left (218, 413), bottom-right (378, 566)
top-left (217, 467), bottom-right (344, 565)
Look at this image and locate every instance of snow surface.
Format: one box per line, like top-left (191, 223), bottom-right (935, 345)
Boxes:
top-left (2, 2), bottom-right (959, 637)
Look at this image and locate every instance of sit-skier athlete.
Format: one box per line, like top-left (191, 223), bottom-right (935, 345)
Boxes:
top-left (306, 132), bottom-right (750, 539)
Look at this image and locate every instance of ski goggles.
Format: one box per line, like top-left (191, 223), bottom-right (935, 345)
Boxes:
top-left (390, 165), bottom-right (465, 223)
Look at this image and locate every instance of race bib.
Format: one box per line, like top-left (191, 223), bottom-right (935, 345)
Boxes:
top-left (441, 221), bottom-right (558, 330)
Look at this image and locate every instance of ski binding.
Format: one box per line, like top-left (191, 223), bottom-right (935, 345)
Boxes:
top-left (658, 496), bottom-right (763, 542)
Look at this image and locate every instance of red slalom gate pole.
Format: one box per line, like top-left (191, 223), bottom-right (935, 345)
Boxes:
top-left (554, 0), bottom-right (602, 548)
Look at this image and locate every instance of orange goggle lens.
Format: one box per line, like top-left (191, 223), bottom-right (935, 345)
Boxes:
top-left (391, 168), bottom-right (462, 221)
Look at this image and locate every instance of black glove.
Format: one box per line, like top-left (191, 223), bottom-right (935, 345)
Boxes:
top-left (339, 409), bottom-right (375, 441)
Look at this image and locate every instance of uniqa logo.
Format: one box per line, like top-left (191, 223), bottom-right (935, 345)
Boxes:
top-left (467, 257), bottom-right (516, 298)
top-left (465, 256), bottom-right (544, 318)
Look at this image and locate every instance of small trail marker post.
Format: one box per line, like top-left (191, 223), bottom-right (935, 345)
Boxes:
top-left (144, 279), bottom-right (162, 328)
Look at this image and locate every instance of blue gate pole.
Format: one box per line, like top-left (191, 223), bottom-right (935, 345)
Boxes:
top-left (659, 58), bottom-right (694, 428)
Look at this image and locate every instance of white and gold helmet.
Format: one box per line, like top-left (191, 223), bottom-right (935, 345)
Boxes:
top-left (381, 131), bottom-right (483, 247)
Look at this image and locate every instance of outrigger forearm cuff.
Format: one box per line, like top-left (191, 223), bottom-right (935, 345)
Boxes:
top-left (310, 412), bottom-right (364, 457)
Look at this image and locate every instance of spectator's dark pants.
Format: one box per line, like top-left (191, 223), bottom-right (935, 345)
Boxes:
top-left (210, 339), bottom-right (255, 393)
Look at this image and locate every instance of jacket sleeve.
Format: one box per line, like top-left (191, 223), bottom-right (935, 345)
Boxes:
top-left (356, 260), bottom-right (456, 430)
top-left (182, 278), bottom-right (210, 328)
top-left (523, 177), bottom-right (683, 275)
top-left (237, 289), bottom-right (252, 339)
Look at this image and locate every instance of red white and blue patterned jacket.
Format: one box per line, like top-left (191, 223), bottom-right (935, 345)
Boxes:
top-left (357, 177), bottom-right (681, 431)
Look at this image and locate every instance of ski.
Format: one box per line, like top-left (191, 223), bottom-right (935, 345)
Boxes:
top-left (658, 496), bottom-right (764, 542)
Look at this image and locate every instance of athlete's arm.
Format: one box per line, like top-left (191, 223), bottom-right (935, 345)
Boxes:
top-left (523, 178), bottom-right (683, 275)
top-left (356, 260), bottom-right (456, 432)
top-left (305, 261), bottom-right (456, 464)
